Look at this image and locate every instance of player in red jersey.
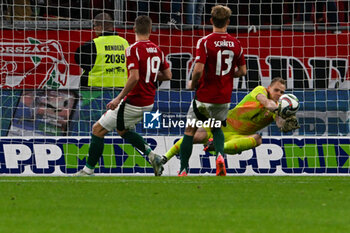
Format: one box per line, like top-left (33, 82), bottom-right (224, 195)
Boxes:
top-left (75, 15), bottom-right (172, 176)
top-left (178, 5), bottom-right (247, 176)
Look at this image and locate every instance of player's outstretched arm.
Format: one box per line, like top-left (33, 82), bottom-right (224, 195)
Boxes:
top-left (190, 63), bottom-right (204, 90)
top-left (157, 68), bottom-right (172, 81)
top-left (106, 69), bottom-right (139, 110)
top-left (256, 93), bottom-right (279, 112)
top-left (233, 64), bottom-right (247, 78)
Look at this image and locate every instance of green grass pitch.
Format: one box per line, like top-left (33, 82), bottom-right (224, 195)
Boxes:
top-left (1, 176), bottom-right (350, 233)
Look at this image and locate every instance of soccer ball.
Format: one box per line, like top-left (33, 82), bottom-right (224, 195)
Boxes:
top-left (278, 94), bottom-right (299, 118)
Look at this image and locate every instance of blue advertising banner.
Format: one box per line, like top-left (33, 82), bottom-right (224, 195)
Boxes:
top-left (0, 136), bottom-right (350, 175)
top-left (1, 90), bottom-right (349, 137)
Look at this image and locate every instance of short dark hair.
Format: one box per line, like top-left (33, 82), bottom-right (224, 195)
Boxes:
top-left (134, 15), bottom-right (152, 35)
top-left (270, 77), bottom-right (286, 86)
top-left (211, 5), bottom-right (231, 28)
top-left (94, 13), bottom-right (114, 31)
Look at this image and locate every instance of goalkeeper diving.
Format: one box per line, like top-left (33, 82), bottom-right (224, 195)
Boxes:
top-left (162, 77), bottom-right (300, 165)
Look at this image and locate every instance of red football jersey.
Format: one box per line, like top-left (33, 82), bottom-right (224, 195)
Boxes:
top-left (125, 40), bottom-right (169, 106)
top-left (195, 32), bottom-right (246, 104)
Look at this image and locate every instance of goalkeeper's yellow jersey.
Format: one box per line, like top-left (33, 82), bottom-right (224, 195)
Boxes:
top-left (225, 86), bottom-right (276, 135)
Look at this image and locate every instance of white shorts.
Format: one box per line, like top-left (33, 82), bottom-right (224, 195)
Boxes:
top-left (98, 100), bottom-right (153, 132)
top-left (187, 99), bottom-right (230, 122)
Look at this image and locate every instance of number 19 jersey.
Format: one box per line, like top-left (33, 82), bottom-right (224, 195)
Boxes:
top-left (125, 40), bottom-right (169, 107)
top-left (195, 32), bottom-right (245, 104)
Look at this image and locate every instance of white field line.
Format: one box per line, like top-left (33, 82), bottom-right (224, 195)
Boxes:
top-left (0, 177), bottom-right (349, 184)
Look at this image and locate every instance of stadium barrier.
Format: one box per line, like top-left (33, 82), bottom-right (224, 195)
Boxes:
top-left (1, 136), bottom-right (350, 175)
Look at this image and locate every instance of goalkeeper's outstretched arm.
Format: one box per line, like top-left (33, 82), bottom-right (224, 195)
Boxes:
top-left (275, 116), bottom-right (286, 128)
top-left (256, 93), bottom-right (279, 112)
top-left (256, 91), bottom-right (299, 132)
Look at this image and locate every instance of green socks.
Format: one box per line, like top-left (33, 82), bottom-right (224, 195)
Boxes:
top-left (179, 135), bottom-right (193, 172)
top-left (86, 131), bottom-right (151, 170)
top-left (212, 128), bottom-right (225, 156)
top-left (86, 134), bottom-right (105, 169)
top-left (122, 131), bottom-right (151, 155)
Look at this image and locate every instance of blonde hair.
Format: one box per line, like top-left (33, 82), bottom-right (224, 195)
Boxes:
top-left (270, 77), bottom-right (286, 86)
top-left (211, 5), bottom-right (232, 28)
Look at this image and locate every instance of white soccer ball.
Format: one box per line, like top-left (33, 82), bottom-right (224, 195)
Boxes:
top-left (278, 94), bottom-right (300, 118)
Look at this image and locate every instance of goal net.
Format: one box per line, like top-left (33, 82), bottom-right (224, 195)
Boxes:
top-left (0, 0), bottom-right (349, 175)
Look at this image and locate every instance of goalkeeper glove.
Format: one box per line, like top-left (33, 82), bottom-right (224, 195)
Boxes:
top-left (274, 103), bottom-right (294, 119)
top-left (280, 115), bottom-right (300, 132)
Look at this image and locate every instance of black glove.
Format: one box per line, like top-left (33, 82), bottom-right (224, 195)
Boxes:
top-left (280, 115), bottom-right (300, 132)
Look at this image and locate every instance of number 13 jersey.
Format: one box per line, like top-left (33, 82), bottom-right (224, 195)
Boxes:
top-left (125, 40), bottom-right (169, 106)
top-left (195, 32), bottom-right (246, 104)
